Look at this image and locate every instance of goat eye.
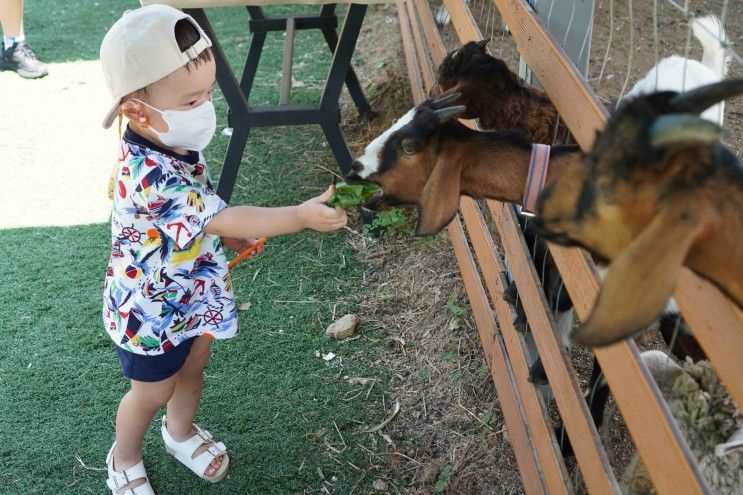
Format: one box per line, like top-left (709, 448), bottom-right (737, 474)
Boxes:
top-left (401, 140), bottom-right (416, 155)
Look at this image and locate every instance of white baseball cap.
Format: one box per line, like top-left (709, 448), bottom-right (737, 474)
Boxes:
top-left (99, 4), bottom-right (212, 128)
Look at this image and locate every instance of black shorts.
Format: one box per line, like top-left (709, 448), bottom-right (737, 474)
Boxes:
top-left (115, 338), bottom-right (195, 382)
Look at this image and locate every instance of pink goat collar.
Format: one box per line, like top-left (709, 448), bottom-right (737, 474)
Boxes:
top-left (521, 143), bottom-right (551, 216)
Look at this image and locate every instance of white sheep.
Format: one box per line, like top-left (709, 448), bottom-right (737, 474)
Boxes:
top-left (622, 353), bottom-right (743, 494)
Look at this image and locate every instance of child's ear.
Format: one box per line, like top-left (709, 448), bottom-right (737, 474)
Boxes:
top-left (120, 99), bottom-right (148, 125)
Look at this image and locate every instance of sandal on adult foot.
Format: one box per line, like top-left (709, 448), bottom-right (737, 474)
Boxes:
top-left (106, 443), bottom-right (156, 495)
top-left (160, 416), bottom-right (229, 482)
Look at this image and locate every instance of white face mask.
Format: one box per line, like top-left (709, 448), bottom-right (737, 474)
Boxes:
top-left (136, 99), bottom-right (216, 152)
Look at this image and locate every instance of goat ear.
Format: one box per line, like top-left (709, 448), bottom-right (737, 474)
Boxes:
top-left (573, 203), bottom-right (713, 347)
top-left (476, 38), bottom-right (490, 51)
top-left (416, 154), bottom-right (463, 236)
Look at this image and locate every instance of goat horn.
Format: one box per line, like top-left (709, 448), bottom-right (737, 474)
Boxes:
top-left (650, 114), bottom-right (725, 148)
top-left (430, 92), bottom-right (463, 108)
top-left (669, 79), bottom-right (743, 114)
top-left (433, 105), bottom-right (467, 123)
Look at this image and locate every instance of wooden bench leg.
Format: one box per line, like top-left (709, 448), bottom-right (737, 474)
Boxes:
top-left (279, 17), bottom-right (296, 105)
top-left (216, 125), bottom-right (251, 203)
top-left (319, 4), bottom-right (373, 119)
top-left (320, 121), bottom-right (352, 175)
top-left (186, 8), bottom-right (252, 203)
top-left (320, 4), bottom-right (367, 110)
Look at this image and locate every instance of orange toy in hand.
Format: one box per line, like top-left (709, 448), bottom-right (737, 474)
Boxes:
top-left (228, 237), bottom-right (266, 270)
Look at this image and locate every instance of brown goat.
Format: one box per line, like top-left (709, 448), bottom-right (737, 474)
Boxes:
top-left (536, 80), bottom-right (743, 346)
top-left (346, 93), bottom-right (580, 235)
top-left (434, 39), bottom-right (567, 143)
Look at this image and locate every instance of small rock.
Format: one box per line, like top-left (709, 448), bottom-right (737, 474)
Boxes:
top-left (325, 314), bottom-right (360, 340)
top-left (238, 302), bottom-right (251, 311)
top-left (372, 479), bottom-right (388, 491)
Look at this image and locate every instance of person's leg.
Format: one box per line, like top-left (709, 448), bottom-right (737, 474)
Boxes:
top-left (0, 0), bottom-right (47, 79)
top-left (165, 335), bottom-right (225, 477)
top-left (111, 375), bottom-right (178, 491)
top-left (0, 0), bottom-right (24, 38)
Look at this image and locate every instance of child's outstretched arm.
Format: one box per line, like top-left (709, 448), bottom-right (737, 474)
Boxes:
top-left (204, 186), bottom-right (347, 239)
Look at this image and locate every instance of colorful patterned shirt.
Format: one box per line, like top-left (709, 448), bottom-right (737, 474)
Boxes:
top-left (103, 128), bottom-right (238, 355)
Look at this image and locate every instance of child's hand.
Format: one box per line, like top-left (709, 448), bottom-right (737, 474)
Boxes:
top-left (221, 237), bottom-right (265, 259)
top-left (298, 186), bottom-right (348, 232)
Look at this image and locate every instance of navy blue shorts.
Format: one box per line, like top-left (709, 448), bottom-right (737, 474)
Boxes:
top-left (115, 338), bottom-right (195, 382)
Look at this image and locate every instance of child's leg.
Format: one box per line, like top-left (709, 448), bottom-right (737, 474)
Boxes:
top-left (165, 335), bottom-right (224, 477)
top-left (112, 375), bottom-right (177, 490)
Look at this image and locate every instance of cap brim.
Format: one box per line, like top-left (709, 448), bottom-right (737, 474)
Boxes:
top-left (102, 100), bottom-right (121, 129)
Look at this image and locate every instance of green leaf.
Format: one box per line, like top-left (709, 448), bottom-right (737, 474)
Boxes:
top-left (414, 368), bottom-right (432, 382)
top-left (435, 465), bottom-right (455, 493)
top-left (326, 181), bottom-right (381, 208)
top-left (363, 207), bottom-right (414, 237)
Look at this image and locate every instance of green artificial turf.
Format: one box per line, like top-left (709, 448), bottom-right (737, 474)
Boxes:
top-left (1, 2), bottom-right (389, 493)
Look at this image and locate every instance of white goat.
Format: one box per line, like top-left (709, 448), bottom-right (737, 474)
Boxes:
top-left (624, 15), bottom-right (731, 125)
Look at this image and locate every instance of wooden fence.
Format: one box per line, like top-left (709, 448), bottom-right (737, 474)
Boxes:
top-left (394, 0), bottom-right (743, 492)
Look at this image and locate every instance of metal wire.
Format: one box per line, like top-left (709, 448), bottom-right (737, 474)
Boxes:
top-left (664, 0), bottom-right (741, 64)
top-left (681, 0), bottom-right (693, 92)
top-left (562, 0), bottom-right (577, 49)
top-left (653, 0), bottom-right (659, 90)
top-left (595, 0), bottom-right (614, 91)
top-left (547, 0), bottom-right (556, 27)
top-left (615, 0), bottom-right (635, 106)
top-left (577, 3), bottom-right (595, 69)
top-left (667, 313), bottom-right (683, 356)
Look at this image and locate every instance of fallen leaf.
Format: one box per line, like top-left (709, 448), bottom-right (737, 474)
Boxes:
top-left (348, 377), bottom-right (378, 386)
top-left (238, 302), bottom-right (251, 311)
top-left (305, 428), bottom-right (328, 439)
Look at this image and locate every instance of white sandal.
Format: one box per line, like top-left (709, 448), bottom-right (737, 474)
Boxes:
top-left (106, 443), bottom-right (156, 495)
top-left (160, 415), bottom-right (229, 482)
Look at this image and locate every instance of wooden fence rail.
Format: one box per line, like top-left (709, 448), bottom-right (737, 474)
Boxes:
top-left (394, 0), bottom-right (743, 492)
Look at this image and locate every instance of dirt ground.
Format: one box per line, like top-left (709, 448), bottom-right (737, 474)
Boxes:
top-left (342, 1), bottom-right (742, 494)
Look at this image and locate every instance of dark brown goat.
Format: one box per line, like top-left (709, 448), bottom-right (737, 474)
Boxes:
top-left (536, 80), bottom-right (743, 346)
top-left (434, 39), bottom-right (567, 143)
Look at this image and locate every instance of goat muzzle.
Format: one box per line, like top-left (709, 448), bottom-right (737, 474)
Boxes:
top-left (534, 218), bottom-right (579, 247)
top-left (344, 162), bottom-right (365, 183)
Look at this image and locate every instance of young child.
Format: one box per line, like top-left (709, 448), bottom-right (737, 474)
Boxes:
top-left (99, 5), bottom-right (347, 494)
